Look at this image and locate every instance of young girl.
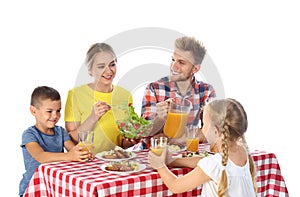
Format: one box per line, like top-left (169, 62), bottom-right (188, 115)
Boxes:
top-left (148, 98), bottom-right (257, 197)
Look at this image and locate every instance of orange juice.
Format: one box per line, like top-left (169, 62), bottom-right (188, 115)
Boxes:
top-left (151, 147), bottom-right (163, 156)
top-left (78, 142), bottom-right (93, 151)
top-left (186, 138), bottom-right (199, 152)
top-left (78, 142), bottom-right (94, 159)
top-left (164, 112), bottom-right (189, 138)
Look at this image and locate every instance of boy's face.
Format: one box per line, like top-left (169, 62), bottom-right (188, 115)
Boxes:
top-left (30, 99), bottom-right (61, 131)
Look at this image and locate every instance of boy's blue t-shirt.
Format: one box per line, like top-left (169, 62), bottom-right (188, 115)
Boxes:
top-left (19, 125), bottom-right (70, 195)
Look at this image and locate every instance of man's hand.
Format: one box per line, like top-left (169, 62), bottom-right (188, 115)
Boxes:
top-left (156, 98), bottom-right (173, 119)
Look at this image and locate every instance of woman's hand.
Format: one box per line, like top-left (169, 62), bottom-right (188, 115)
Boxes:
top-left (91, 101), bottom-right (111, 121)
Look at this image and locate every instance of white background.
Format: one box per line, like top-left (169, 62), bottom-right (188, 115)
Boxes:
top-left (1, 0), bottom-right (298, 196)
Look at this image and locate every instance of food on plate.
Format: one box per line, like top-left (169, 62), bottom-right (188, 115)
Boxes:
top-left (168, 144), bottom-right (184, 152)
top-left (105, 161), bottom-right (139, 172)
top-left (101, 147), bottom-right (133, 159)
top-left (182, 150), bottom-right (210, 158)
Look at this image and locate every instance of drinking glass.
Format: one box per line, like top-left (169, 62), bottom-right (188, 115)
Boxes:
top-left (185, 126), bottom-right (200, 152)
top-left (78, 131), bottom-right (94, 160)
top-left (150, 137), bottom-right (168, 156)
top-left (164, 97), bottom-right (192, 138)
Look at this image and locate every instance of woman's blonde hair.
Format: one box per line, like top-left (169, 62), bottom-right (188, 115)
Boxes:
top-left (207, 98), bottom-right (257, 197)
top-left (85, 43), bottom-right (116, 76)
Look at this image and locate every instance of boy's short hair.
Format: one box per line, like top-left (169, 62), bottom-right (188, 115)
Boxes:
top-left (30, 86), bottom-right (61, 108)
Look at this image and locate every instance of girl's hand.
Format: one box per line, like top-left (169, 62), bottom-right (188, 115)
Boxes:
top-left (165, 149), bottom-right (176, 166)
top-left (148, 147), bottom-right (167, 169)
top-left (91, 101), bottom-right (111, 121)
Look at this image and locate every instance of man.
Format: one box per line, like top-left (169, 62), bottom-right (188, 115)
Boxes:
top-left (141, 36), bottom-right (216, 140)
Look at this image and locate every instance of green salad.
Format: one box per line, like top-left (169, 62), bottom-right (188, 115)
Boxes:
top-left (116, 103), bottom-right (152, 139)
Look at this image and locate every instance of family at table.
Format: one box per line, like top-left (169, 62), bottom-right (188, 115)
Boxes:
top-left (19, 36), bottom-right (280, 197)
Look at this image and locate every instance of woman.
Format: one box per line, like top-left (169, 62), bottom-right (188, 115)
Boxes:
top-left (64, 43), bottom-right (133, 154)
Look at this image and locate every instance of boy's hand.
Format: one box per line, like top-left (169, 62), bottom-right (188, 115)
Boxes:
top-left (68, 145), bottom-right (90, 162)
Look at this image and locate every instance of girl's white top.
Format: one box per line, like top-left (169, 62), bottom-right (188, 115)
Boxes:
top-left (198, 153), bottom-right (256, 197)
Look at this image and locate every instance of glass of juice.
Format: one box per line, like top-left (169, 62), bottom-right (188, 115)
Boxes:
top-left (78, 131), bottom-right (94, 161)
top-left (185, 126), bottom-right (200, 152)
top-left (150, 137), bottom-right (168, 156)
top-left (164, 97), bottom-right (192, 138)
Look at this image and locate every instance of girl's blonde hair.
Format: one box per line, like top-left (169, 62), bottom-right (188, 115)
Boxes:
top-left (207, 98), bottom-right (257, 197)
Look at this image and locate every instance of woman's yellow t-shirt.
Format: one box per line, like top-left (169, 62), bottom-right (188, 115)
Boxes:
top-left (64, 84), bottom-right (133, 154)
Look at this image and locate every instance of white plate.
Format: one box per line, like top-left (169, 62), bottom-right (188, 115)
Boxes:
top-left (95, 151), bottom-right (136, 161)
top-left (167, 144), bottom-right (186, 153)
top-left (100, 162), bottom-right (146, 175)
top-left (179, 151), bottom-right (212, 158)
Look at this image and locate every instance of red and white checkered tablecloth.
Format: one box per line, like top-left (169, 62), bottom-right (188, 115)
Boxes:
top-left (251, 150), bottom-right (289, 197)
top-left (23, 145), bottom-right (289, 197)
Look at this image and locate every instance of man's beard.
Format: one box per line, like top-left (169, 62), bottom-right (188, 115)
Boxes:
top-left (169, 72), bottom-right (192, 82)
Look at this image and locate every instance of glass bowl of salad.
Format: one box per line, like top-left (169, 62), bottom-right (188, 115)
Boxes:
top-left (116, 103), bottom-right (152, 149)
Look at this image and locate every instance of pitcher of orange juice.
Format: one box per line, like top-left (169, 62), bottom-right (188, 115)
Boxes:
top-left (164, 98), bottom-right (192, 138)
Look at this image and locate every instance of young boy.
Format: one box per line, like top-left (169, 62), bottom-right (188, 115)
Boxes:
top-left (19, 86), bottom-right (90, 196)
